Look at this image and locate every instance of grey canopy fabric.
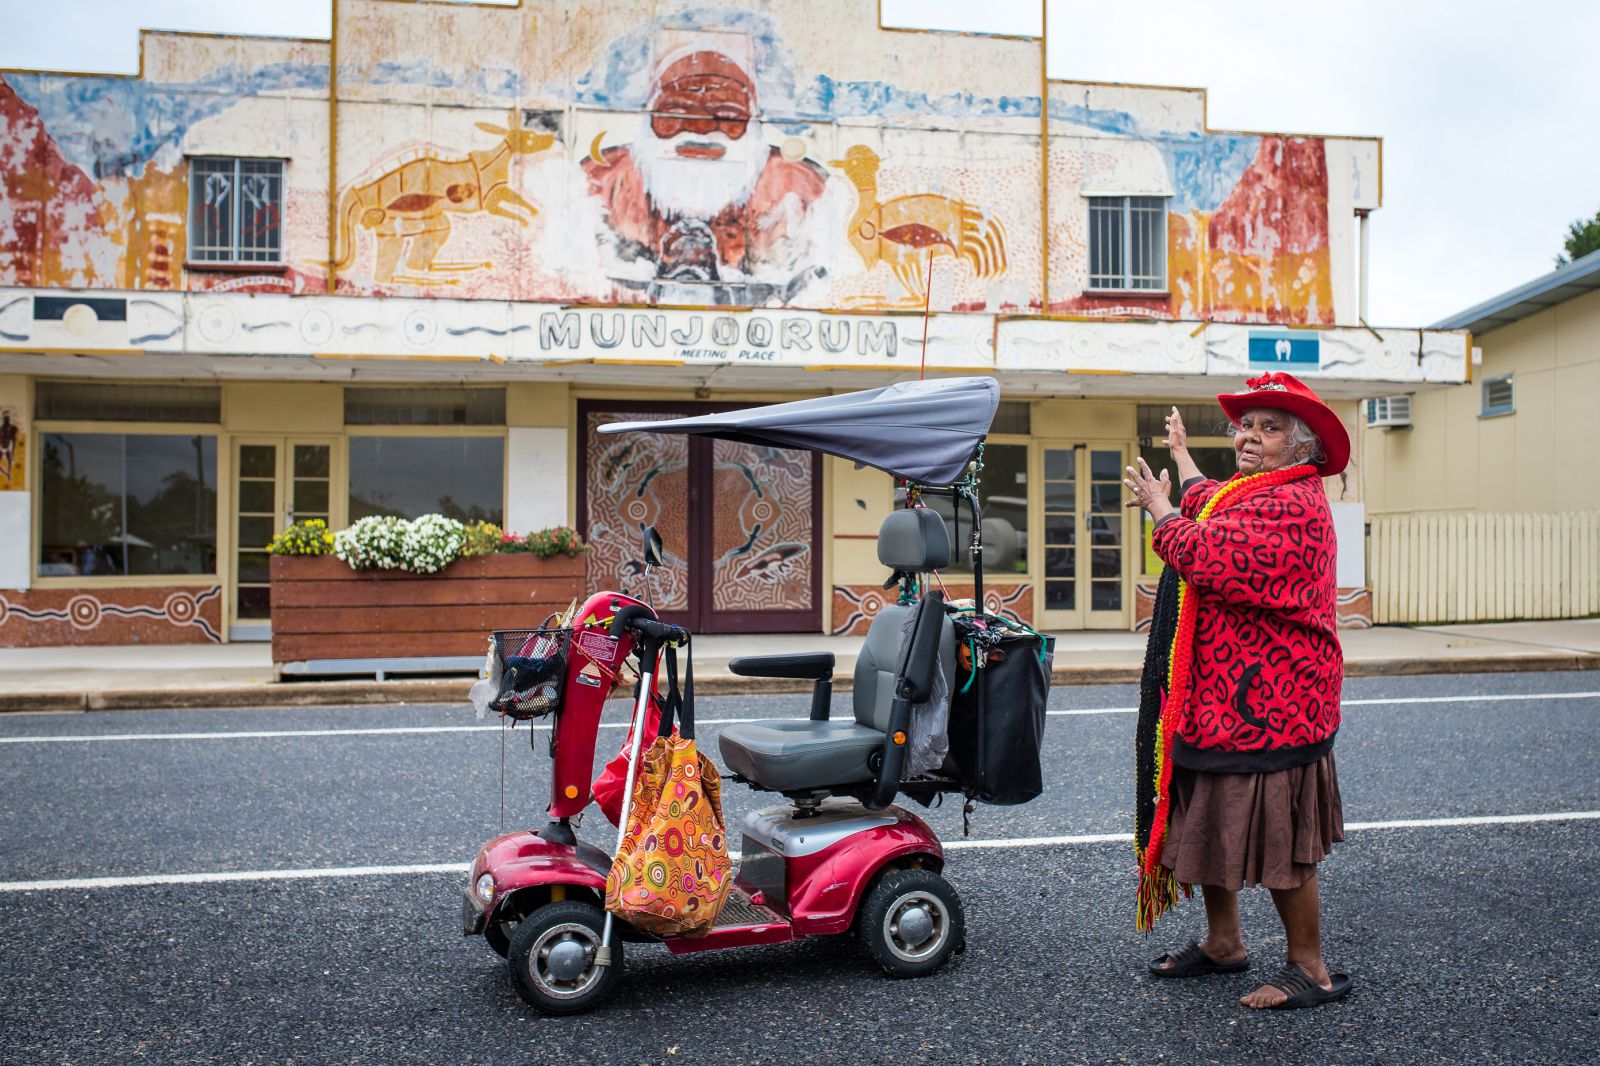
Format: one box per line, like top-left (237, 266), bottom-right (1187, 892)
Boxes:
top-left (597, 376), bottom-right (999, 485)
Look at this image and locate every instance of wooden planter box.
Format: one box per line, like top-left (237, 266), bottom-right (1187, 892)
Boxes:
top-left (269, 553), bottom-right (586, 666)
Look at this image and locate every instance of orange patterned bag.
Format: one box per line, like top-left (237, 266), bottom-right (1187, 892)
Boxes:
top-left (604, 643), bottom-right (731, 937)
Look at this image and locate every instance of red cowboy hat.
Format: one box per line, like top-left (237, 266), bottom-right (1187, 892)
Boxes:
top-left (1216, 371), bottom-right (1350, 477)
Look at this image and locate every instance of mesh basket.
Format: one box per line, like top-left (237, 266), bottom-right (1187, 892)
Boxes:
top-left (489, 628), bottom-right (571, 720)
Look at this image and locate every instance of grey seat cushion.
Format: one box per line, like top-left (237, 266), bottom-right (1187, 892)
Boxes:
top-left (718, 719), bottom-right (883, 793)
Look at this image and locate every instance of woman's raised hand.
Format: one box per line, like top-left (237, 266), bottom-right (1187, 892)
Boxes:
top-left (1124, 456), bottom-right (1174, 520)
top-left (1163, 406), bottom-right (1189, 454)
top-left (1163, 406), bottom-right (1204, 486)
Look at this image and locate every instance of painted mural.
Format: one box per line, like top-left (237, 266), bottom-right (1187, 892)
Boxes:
top-left (584, 410), bottom-right (691, 613)
top-left (0, 1), bottom-right (1373, 324)
top-left (0, 586), bottom-right (222, 647)
top-left (709, 439), bottom-right (813, 614)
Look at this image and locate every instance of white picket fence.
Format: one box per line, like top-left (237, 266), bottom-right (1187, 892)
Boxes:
top-left (1368, 511), bottom-right (1600, 624)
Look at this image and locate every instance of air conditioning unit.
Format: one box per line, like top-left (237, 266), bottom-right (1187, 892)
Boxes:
top-left (1365, 395), bottom-right (1413, 429)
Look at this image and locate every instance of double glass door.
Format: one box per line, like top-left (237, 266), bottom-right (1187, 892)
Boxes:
top-left (231, 438), bottom-right (336, 636)
top-left (1039, 443), bottom-right (1130, 629)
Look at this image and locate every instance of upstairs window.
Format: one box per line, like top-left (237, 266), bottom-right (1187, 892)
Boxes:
top-left (1088, 196), bottom-right (1167, 291)
top-left (189, 157), bottom-right (284, 264)
top-left (1481, 375), bottom-right (1514, 418)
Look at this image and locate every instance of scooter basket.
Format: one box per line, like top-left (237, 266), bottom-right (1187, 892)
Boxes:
top-left (489, 628), bottom-right (571, 719)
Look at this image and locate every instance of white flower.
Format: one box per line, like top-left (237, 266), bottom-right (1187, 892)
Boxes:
top-left (401, 513), bottom-right (466, 574)
top-left (331, 513), bottom-right (468, 573)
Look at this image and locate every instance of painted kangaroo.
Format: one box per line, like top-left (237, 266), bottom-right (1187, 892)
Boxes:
top-left (331, 116), bottom-right (556, 286)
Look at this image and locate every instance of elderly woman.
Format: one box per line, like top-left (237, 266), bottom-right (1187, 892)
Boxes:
top-left (1123, 371), bottom-right (1352, 1011)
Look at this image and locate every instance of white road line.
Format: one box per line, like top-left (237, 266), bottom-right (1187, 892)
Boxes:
top-left (3, 690), bottom-right (1599, 745)
top-left (2, 809), bottom-right (1596, 894)
top-left (945, 809), bottom-right (1600, 850)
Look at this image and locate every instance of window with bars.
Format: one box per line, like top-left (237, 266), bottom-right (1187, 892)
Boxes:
top-left (1087, 196), bottom-right (1167, 291)
top-left (36, 381), bottom-right (221, 423)
top-left (188, 157), bottom-right (284, 264)
top-left (1136, 402), bottom-right (1233, 440)
top-left (1481, 375), bottom-right (1514, 417)
top-left (344, 387), bottom-right (507, 426)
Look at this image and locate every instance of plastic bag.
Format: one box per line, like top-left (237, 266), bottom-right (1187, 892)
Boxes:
top-left (899, 603), bottom-right (951, 776)
top-left (468, 644), bottom-right (499, 720)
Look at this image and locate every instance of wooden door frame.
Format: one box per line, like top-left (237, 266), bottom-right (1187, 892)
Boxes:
top-left (1034, 439), bottom-right (1132, 631)
top-left (576, 400), bottom-right (823, 634)
top-left (228, 434), bottom-right (342, 638)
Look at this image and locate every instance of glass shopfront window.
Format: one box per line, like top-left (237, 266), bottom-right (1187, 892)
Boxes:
top-left (38, 433), bottom-right (218, 577)
top-left (348, 436), bottom-right (504, 524)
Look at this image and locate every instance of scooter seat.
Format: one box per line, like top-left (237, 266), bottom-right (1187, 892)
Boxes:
top-left (718, 719), bottom-right (883, 793)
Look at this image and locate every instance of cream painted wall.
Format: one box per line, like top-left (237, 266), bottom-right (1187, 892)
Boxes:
top-left (828, 455), bottom-right (895, 585)
top-left (1364, 287), bottom-right (1600, 515)
top-left (222, 383), bottom-right (343, 434)
top-left (507, 427), bottom-right (568, 533)
top-left (1031, 398), bottom-right (1135, 441)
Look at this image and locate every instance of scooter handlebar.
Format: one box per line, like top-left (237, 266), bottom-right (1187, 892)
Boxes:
top-left (608, 605), bottom-right (686, 645)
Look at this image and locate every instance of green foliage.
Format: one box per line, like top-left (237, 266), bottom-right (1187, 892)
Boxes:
top-left (1556, 209), bottom-right (1600, 267)
top-left (524, 525), bottom-right (587, 559)
top-left (265, 518), bottom-right (334, 556)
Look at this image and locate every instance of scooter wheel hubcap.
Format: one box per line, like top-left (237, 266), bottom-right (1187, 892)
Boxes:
top-left (530, 922), bottom-right (601, 998)
top-left (883, 891), bottom-right (947, 963)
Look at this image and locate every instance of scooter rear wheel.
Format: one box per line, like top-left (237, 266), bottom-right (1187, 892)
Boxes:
top-left (507, 900), bottom-right (621, 1015)
top-left (858, 868), bottom-right (965, 978)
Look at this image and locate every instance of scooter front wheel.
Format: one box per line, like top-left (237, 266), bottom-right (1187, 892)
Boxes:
top-left (857, 868), bottom-right (965, 978)
top-left (483, 919), bottom-right (515, 958)
top-left (507, 900), bottom-right (621, 1015)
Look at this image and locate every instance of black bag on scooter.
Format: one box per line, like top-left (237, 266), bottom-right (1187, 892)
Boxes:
top-left (946, 627), bottom-right (1053, 805)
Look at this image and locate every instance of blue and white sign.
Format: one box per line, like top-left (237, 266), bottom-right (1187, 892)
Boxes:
top-left (1248, 330), bottom-right (1320, 367)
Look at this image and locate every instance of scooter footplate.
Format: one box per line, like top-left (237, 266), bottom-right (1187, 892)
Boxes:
top-left (714, 889), bottom-right (782, 928)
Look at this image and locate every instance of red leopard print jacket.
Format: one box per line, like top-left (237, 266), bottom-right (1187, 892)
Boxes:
top-left (1150, 473), bottom-right (1342, 772)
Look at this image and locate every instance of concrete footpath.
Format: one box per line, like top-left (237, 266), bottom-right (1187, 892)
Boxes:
top-left (2, 618), bottom-right (1598, 712)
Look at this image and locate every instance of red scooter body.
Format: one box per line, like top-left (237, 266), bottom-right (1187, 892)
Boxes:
top-left (463, 588), bottom-right (961, 1014)
top-left (545, 590), bottom-right (648, 820)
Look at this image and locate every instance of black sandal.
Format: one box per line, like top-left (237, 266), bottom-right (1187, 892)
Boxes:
top-left (1255, 963), bottom-right (1353, 1009)
top-left (1148, 939), bottom-right (1250, 978)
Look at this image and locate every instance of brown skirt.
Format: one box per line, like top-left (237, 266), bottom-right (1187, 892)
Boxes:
top-left (1163, 750), bottom-right (1344, 891)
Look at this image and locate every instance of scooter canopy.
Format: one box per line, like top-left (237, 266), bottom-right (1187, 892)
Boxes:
top-left (597, 376), bottom-right (999, 486)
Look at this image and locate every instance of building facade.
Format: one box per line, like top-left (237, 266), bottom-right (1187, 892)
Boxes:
top-left (1361, 253), bottom-right (1600, 624)
top-left (0, 0), bottom-right (1468, 646)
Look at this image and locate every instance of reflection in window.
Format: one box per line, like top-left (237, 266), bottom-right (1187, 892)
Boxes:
top-left (38, 433), bottom-right (217, 576)
top-left (897, 443), bottom-right (1029, 575)
top-left (348, 436), bottom-right (504, 524)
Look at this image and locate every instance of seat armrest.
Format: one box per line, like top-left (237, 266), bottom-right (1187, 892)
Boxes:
top-left (726, 652), bottom-right (836, 681)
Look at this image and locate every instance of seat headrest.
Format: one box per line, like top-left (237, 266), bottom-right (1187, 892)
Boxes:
top-left (878, 508), bottom-right (951, 571)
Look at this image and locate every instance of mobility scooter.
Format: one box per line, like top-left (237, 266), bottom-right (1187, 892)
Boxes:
top-left (461, 377), bottom-right (1047, 1014)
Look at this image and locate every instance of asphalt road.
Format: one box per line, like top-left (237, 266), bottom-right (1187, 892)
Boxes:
top-left (2, 671), bottom-right (1598, 1065)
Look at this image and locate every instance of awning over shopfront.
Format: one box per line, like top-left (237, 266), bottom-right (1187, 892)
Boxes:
top-left (0, 288), bottom-right (1472, 399)
top-left (598, 376), bottom-right (999, 485)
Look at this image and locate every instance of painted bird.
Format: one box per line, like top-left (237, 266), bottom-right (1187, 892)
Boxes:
top-left (830, 144), bottom-right (1009, 308)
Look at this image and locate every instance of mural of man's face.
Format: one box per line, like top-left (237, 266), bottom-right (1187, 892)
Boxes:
top-left (634, 51), bottom-right (768, 222)
top-left (651, 74), bottom-right (752, 158)
top-left (648, 51), bottom-right (755, 161)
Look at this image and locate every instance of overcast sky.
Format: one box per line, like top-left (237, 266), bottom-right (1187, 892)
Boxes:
top-left (5, 0), bottom-right (1596, 327)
